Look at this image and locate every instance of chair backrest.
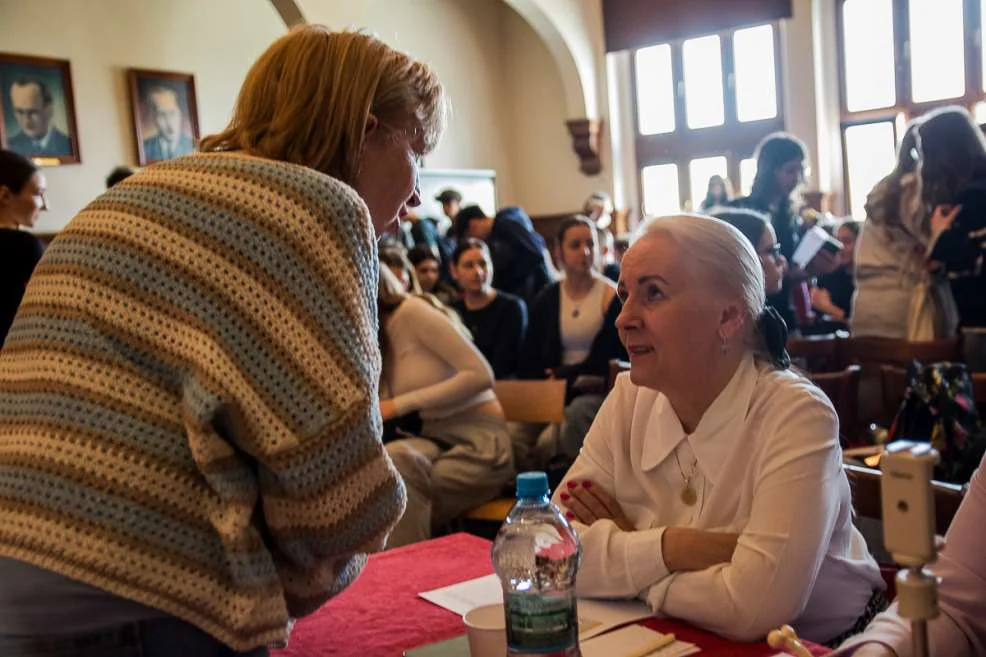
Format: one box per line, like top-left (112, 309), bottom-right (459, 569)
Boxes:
top-left (494, 379), bottom-right (566, 424)
top-left (608, 359), bottom-right (630, 392)
top-left (811, 365), bottom-right (861, 446)
top-left (787, 332), bottom-right (848, 373)
top-left (973, 373), bottom-right (986, 408)
top-left (844, 337), bottom-right (962, 368)
top-left (845, 464), bottom-right (965, 537)
top-left (879, 365), bottom-right (909, 425)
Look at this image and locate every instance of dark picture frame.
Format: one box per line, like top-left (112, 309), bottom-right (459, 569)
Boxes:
top-left (127, 68), bottom-right (200, 166)
top-left (0, 53), bottom-right (81, 165)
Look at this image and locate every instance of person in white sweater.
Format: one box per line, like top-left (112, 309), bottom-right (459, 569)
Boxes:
top-left (555, 214), bottom-right (884, 646)
top-left (378, 265), bottom-right (513, 547)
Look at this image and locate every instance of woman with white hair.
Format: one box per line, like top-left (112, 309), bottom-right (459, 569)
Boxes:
top-left (555, 214), bottom-right (884, 646)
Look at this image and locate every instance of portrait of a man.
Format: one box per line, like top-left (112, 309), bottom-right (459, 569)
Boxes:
top-left (128, 69), bottom-right (199, 166)
top-left (0, 54), bottom-right (80, 163)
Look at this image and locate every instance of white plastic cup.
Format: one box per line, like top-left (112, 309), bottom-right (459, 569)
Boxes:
top-left (462, 603), bottom-right (507, 657)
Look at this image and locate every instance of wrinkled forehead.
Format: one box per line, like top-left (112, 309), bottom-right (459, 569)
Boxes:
top-left (619, 232), bottom-right (681, 286)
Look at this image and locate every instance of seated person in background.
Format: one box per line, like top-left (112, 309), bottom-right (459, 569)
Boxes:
top-left (450, 238), bottom-right (527, 379)
top-left (597, 225), bottom-right (621, 283)
top-left (837, 452), bottom-right (986, 657)
top-left (555, 214), bottom-right (884, 646)
top-left (378, 265), bottom-right (513, 548)
top-left (380, 242), bottom-right (422, 293)
top-left (710, 207), bottom-right (787, 296)
top-left (519, 215), bottom-right (626, 461)
top-left (810, 220), bottom-right (860, 331)
top-left (454, 204), bottom-right (555, 305)
top-left (408, 244), bottom-right (457, 306)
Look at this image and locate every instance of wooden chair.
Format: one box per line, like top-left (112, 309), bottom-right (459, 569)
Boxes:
top-left (461, 380), bottom-right (567, 531)
top-left (846, 464), bottom-right (966, 598)
top-left (608, 359), bottom-right (630, 392)
top-left (787, 332), bottom-right (848, 373)
top-left (973, 373), bottom-right (986, 413)
top-left (810, 365), bottom-right (862, 446)
top-left (844, 336), bottom-right (962, 369)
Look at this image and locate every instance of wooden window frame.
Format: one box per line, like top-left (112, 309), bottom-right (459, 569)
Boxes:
top-left (836, 0), bottom-right (986, 214)
top-left (631, 22), bottom-right (786, 211)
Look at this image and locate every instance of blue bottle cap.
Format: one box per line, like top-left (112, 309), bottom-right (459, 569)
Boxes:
top-left (516, 471), bottom-right (549, 499)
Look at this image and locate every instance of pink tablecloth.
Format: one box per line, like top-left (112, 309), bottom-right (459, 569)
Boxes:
top-left (273, 533), bottom-right (829, 657)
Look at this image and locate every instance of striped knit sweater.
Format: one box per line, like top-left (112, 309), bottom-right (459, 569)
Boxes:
top-left (0, 152), bottom-right (406, 650)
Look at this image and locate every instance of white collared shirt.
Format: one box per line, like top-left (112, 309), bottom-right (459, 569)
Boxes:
top-left (554, 354), bottom-right (883, 644)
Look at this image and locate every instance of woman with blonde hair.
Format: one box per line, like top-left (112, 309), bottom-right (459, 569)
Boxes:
top-left (377, 263), bottom-right (513, 548)
top-left (0, 26), bottom-right (446, 656)
top-left (557, 214), bottom-right (883, 646)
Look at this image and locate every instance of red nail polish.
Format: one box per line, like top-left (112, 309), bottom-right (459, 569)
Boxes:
top-left (565, 511), bottom-right (574, 519)
top-left (582, 480), bottom-right (593, 489)
top-left (566, 480), bottom-right (577, 489)
top-left (559, 492), bottom-right (570, 501)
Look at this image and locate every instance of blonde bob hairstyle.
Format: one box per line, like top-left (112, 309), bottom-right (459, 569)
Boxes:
top-left (638, 213), bottom-right (766, 327)
top-left (200, 25), bottom-right (448, 182)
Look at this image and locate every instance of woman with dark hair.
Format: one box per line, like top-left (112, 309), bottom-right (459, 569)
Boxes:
top-left (519, 215), bottom-right (626, 460)
top-left (701, 174), bottom-right (733, 210)
top-left (450, 238), bottom-right (527, 379)
top-left (810, 220), bottom-right (860, 330)
top-left (920, 106), bottom-right (986, 328)
top-left (730, 133), bottom-right (835, 332)
top-left (380, 242), bottom-right (423, 293)
top-left (556, 214), bottom-right (883, 646)
top-left (407, 244), bottom-right (457, 305)
top-left (711, 207), bottom-right (787, 296)
top-left (852, 119), bottom-right (957, 339)
top-left (0, 149), bottom-right (46, 347)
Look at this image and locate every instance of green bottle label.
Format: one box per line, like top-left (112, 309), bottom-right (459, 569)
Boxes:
top-left (504, 593), bottom-right (578, 653)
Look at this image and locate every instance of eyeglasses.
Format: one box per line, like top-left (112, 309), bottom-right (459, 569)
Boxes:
top-left (760, 243), bottom-right (783, 260)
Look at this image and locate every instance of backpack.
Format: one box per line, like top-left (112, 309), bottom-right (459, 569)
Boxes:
top-left (888, 360), bottom-right (986, 483)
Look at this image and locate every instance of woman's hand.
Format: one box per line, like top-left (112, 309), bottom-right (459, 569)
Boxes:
top-left (379, 399), bottom-right (397, 422)
top-left (809, 287), bottom-right (834, 314)
top-left (559, 479), bottom-right (634, 532)
top-left (931, 204), bottom-right (961, 237)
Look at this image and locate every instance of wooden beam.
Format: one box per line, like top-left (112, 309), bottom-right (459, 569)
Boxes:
top-left (269, 0), bottom-right (306, 28)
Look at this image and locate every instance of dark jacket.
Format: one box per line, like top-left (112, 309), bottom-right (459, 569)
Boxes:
top-left (490, 207), bottom-right (552, 304)
top-left (518, 281), bottom-right (627, 401)
top-left (931, 182), bottom-right (986, 328)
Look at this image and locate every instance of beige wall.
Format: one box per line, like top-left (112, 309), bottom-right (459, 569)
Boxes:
top-left (0, 0), bottom-right (285, 231)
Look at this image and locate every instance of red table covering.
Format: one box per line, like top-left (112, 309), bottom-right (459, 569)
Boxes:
top-left (273, 533), bottom-right (829, 657)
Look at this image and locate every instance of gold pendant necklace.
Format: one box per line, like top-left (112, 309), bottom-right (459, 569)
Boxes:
top-left (673, 449), bottom-right (700, 506)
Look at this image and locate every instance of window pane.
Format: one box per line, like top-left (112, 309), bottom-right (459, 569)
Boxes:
top-left (844, 122), bottom-right (898, 219)
top-left (740, 158), bottom-right (757, 197)
top-left (733, 24), bottom-right (777, 122)
top-left (842, 0), bottom-right (896, 111)
top-left (641, 164), bottom-right (681, 216)
top-left (910, 0), bottom-right (965, 103)
top-left (683, 35), bottom-right (725, 129)
top-left (983, 0), bottom-right (986, 91)
top-left (689, 157), bottom-right (728, 210)
top-left (635, 44), bottom-right (675, 135)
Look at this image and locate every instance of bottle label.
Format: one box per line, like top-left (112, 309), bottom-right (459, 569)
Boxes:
top-left (505, 593), bottom-right (578, 653)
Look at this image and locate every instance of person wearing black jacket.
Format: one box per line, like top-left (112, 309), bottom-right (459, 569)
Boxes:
top-left (451, 238), bottom-right (527, 378)
top-left (518, 216), bottom-right (627, 461)
top-left (0, 150), bottom-right (46, 347)
top-left (918, 106), bottom-right (986, 329)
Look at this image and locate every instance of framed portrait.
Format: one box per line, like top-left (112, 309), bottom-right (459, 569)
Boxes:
top-left (0, 53), bottom-right (81, 165)
top-left (128, 68), bottom-right (200, 166)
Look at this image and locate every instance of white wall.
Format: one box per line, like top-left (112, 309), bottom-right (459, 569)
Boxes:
top-left (0, 0), bottom-right (286, 231)
top-left (502, 6), bottom-right (609, 214)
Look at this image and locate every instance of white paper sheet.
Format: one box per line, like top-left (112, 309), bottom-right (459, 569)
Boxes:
top-left (791, 225), bottom-right (841, 269)
top-left (419, 574), bottom-right (654, 641)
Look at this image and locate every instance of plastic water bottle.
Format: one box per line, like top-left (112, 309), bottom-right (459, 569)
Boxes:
top-left (492, 471), bottom-right (582, 657)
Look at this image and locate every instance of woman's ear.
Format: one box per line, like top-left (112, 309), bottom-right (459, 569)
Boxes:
top-left (718, 303), bottom-right (746, 342)
top-left (0, 186), bottom-right (11, 209)
top-left (364, 114), bottom-right (379, 137)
